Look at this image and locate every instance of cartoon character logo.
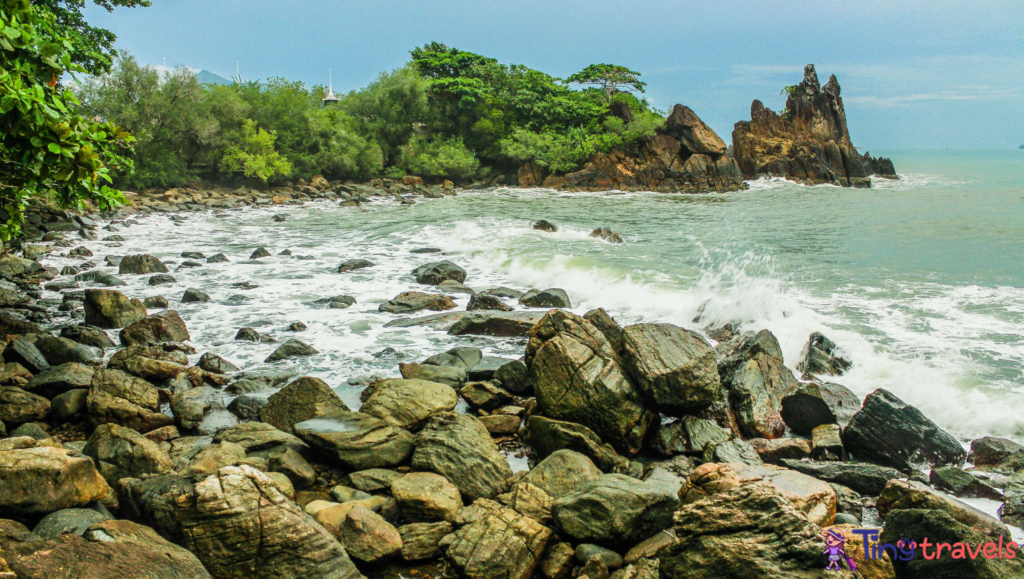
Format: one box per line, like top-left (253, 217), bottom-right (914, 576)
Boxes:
top-left (823, 529), bottom-right (858, 571)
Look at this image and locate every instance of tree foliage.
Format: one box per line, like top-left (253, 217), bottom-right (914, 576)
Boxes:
top-left (220, 119), bottom-right (291, 183)
top-left (566, 63), bottom-right (646, 96)
top-left (0, 0), bottom-right (132, 240)
top-left (33, 0), bottom-right (150, 74)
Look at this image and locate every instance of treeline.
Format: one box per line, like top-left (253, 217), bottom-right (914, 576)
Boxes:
top-left (78, 43), bottom-right (665, 189)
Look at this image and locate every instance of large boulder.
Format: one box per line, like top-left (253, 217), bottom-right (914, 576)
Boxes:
top-left (379, 291), bottom-right (456, 314)
top-left (391, 472), bottom-right (463, 522)
top-left (0, 518), bottom-right (212, 579)
top-left (551, 474), bottom-right (679, 548)
top-left (662, 104), bottom-right (728, 156)
top-left (294, 412), bottom-right (413, 469)
top-left (522, 450), bottom-right (603, 500)
top-left (0, 386), bottom-right (50, 426)
top-left (360, 378), bottom-right (458, 431)
top-left (527, 310), bottom-right (655, 455)
top-left (780, 380), bottom-right (860, 436)
top-left (87, 368), bottom-right (173, 433)
top-left (118, 254), bottom-right (168, 275)
top-left (84, 289), bottom-right (147, 328)
top-left (527, 415), bottom-right (633, 474)
top-left (0, 444), bottom-right (110, 515)
top-left (264, 339), bottom-right (318, 363)
top-left (32, 507), bottom-right (111, 539)
top-left (620, 323), bottom-right (721, 415)
top-left (659, 479), bottom-right (825, 578)
top-left (338, 505), bottom-right (402, 562)
top-left (119, 310), bottom-right (190, 346)
top-left (3, 339), bottom-right (49, 374)
top-left (796, 332), bottom-right (851, 376)
top-left (779, 459), bottom-right (902, 496)
top-left (412, 412), bottom-right (513, 501)
top-left (440, 499), bottom-right (552, 579)
top-left (258, 376), bottom-right (350, 433)
top-left (716, 330), bottom-right (800, 439)
top-left (34, 335), bottom-right (102, 366)
top-left (24, 362), bottom-right (95, 398)
top-left (968, 437), bottom-right (1024, 468)
top-left (122, 465), bottom-right (363, 579)
top-left (842, 388), bottom-right (966, 471)
top-left (876, 479), bottom-right (1009, 538)
top-left (82, 423), bottom-right (174, 488)
top-left (212, 422), bottom-right (306, 454)
top-left (519, 288), bottom-right (571, 309)
top-left (413, 261), bottom-right (467, 285)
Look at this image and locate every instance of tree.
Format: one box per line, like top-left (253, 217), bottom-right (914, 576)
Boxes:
top-left (566, 64), bottom-right (646, 96)
top-left (0, 0), bottom-right (133, 240)
top-left (33, 0), bottom-right (150, 74)
top-left (220, 119), bottom-right (291, 183)
top-left (341, 66), bottom-right (429, 164)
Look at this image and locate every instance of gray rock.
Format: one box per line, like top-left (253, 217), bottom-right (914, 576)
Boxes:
top-left (519, 288), bottom-right (571, 308)
top-left (379, 291), bottom-right (455, 314)
top-left (551, 474), bottom-right (679, 548)
top-left (119, 310), bottom-right (190, 347)
top-left (338, 259), bottom-right (374, 273)
top-left (264, 339), bottom-right (318, 363)
top-left (197, 352), bottom-right (239, 374)
top-left (0, 386), bottom-right (50, 426)
top-left (181, 288), bottom-right (210, 303)
top-left (361, 378), bottom-right (458, 431)
top-left (3, 338), bottom-right (50, 373)
top-left (467, 294), bottom-right (513, 311)
top-left (294, 413), bottom-right (414, 470)
top-left (796, 331), bottom-right (851, 376)
top-left (148, 274), bottom-right (176, 285)
top-left (83, 423), bottom-right (174, 487)
top-left (34, 334), bottom-right (102, 366)
top-left (258, 376), bottom-right (350, 433)
top-left (118, 254), bottom-right (168, 275)
top-left (441, 499), bottom-right (552, 579)
top-left (25, 362), bottom-right (95, 398)
top-left (412, 260), bottom-right (467, 285)
top-left (60, 324), bottom-right (116, 349)
top-left (412, 412), bottom-right (513, 500)
top-left (715, 329), bottom-right (800, 439)
top-left (32, 507), bottom-right (112, 539)
top-left (206, 253), bottom-right (229, 263)
top-left (620, 322), bottom-right (721, 415)
top-left (779, 459), bottom-right (902, 495)
top-left (780, 380), bottom-right (860, 436)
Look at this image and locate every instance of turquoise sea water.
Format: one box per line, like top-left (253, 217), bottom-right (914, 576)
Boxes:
top-left (48, 150), bottom-right (1024, 444)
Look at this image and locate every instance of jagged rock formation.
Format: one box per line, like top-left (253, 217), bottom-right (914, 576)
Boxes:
top-left (732, 64), bottom-right (896, 188)
top-left (520, 105), bottom-right (746, 193)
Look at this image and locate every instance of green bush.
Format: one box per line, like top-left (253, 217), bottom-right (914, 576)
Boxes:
top-left (397, 136), bottom-right (479, 181)
top-left (220, 119), bottom-right (291, 183)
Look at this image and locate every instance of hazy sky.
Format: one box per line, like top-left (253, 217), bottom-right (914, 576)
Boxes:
top-left (85, 0), bottom-right (1024, 150)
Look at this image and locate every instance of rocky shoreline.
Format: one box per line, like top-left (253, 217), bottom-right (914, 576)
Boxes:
top-left (0, 200), bottom-right (1020, 579)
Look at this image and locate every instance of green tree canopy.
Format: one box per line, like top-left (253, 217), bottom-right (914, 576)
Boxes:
top-left (220, 119), bottom-right (291, 183)
top-left (566, 64), bottom-right (646, 95)
top-left (33, 0), bottom-right (150, 74)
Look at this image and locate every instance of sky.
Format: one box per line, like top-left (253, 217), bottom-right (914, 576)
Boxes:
top-left (84, 0), bottom-right (1024, 150)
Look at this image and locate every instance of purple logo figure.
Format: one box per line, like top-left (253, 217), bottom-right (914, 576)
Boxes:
top-left (823, 529), bottom-right (858, 571)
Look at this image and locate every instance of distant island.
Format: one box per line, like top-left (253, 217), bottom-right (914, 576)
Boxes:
top-left (196, 69), bottom-right (231, 85)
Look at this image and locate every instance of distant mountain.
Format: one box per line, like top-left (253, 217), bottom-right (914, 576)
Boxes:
top-left (197, 70), bottom-right (232, 86)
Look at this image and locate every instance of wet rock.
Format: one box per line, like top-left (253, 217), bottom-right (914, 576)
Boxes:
top-left (0, 362), bottom-right (32, 385)
top-left (206, 253), bottom-right (229, 263)
top-left (32, 507), bottom-right (111, 539)
top-left (197, 352), bottom-right (239, 374)
top-left (250, 247), bottom-right (271, 259)
top-left (589, 228), bottom-right (623, 243)
top-left (392, 472), bottom-right (463, 522)
top-left (539, 542), bottom-right (575, 579)
top-left (399, 362), bottom-right (467, 387)
top-left (843, 388), bottom-right (966, 471)
top-left (796, 331), bottom-right (851, 376)
top-left (119, 310), bottom-right (190, 346)
top-left (227, 392), bottom-right (271, 422)
top-left (780, 380), bottom-right (860, 436)
top-left (447, 311), bottom-right (545, 337)
top-left (235, 327), bottom-right (261, 342)
top-left (148, 273), bottom-right (176, 285)
top-left (532, 219), bottom-right (558, 233)
top-left (412, 412), bottom-right (513, 500)
top-left (519, 288), bottom-right (571, 308)
top-left (412, 260), bottom-right (467, 285)
top-left (118, 254), bottom-right (168, 275)
top-left (460, 381), bottom-right (513, 410)
top-left (380, 291), bottom-right (456, 314)
top-left (576, 544), bottom-right (623, 569)
top-left (716, 329), bottom-right (800, 439)
top-left (258, 376), bottom-right (350, 433)
top-left (338, 504), bottom-right (402, 562)
top-left (295, 413), bottom-right (414, 469)
top-left (877, 478), bottom-right (1011, 537)
top-left (582, 308), bottom-right (624, 351)
top-left (968, 437), bottom-right (1024, 468)
top-left (10, 422), bottom-right (48, 440)
top-left (87, 368), bottom-right (172, 433)
top-left (438, 279), bottom-right (475, 295)
top-left (287, 321), bottom-right (307, 331)
top-left (143, 295), bottom-right (169, 309)
top-left (83, 423), bottom-right (173, 488)
top-left (528, 310), bottom-right (655, 455)
top-left (265, 339), bottom-right (318, 363)
top-left (467, 294), bottom-right (514, 311)
top-left (77, 270), bottom-right (127, 287)
top-left (478, 414), bottom-right (521, 435)
top-left (703, 438), bottom-right (763, 466)
top-left (0, 445), bottom-right (110, 515)
top-left (316, 295), bottom-right (356, 309)
top-left (929, 465), bottom-right (1003, 500)
top-left (34, 335), bottom-right (101, 366)
top-left (169, 386), bottom-right (224, 431)
top-left (551, 474), bottom-right (679, 548)
top-left (51, 388), bottom-right (89, 421)
top-left (181, 251), bottom-right (206, 259)
top-left (60, 324), bottom-right (116, 349)
top-left (620, 323), bottom-right (720, 415)
top-left (646, 415), bottom-right (731, 457)
top-left (811, 423), bottom-right (845, 460)
top-left (181, 288), bottom-right (210, 303)
top-left (337, 259), bottom-right (374, 273)
top-left (121, 465), bottom-right (363, 579)
top-left (748, 437), bottom-right (812, 464)
top-left (350, 468), bottom-right (405, 492)
top-left (361, 378), bottom-right (458, 431)
top-left (780, 459), bottom-right (903, 495)
top-left (527, 415), bottom-right (633, 474)
top-left (399, 521), bottom-right (453, 561)
top-left (0, 386), bottom-right (50, 426)
top-left (494, 359), bottom-right (529, 394)
top-left (524, 450), bottom-right (603, 499)
top-left (24, 362), bottom-right (94, 398)
top-left (3, 339), bottom-right (50, 374)
top-left (441, 499), bottom-right (552, 579)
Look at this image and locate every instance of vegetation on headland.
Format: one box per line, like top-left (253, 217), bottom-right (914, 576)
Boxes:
top-left (77, 42), bottom-right (664, 189)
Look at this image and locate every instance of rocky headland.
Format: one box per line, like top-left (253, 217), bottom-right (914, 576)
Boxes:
top-left (0, 193), bottom-right (1019, 579)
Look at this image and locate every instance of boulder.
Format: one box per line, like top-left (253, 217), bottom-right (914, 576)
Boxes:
top-left (533, 220), bottom-right (558, 232)
top-left (119, 310), bottom-right (190, 346)
top-left (519, 288), bottom-right (571, 308)
top-left (59, 325), bottom-right (116, 349)
top-left (337, 259), bottom-right (374, 273)
top-left (968, 437), bottom-right (1024, 468)
top-left (83, 423), bottom-right (174, 488)
top-left (181, 288), bottom-right (210, 303)
top-left (144, 295), bottom-right (169, 308)
top-left (361, 378), bottom-right (458, 431)
top-left (876, 479), bottom-right (1010, 538)
top-left (498, 482), bottom-right (553, 525)
top-left (412, 260), bottom-right (467, 285)
top-left (527, 415), bottom-right (633, 474)
top-left (122, 465), bottom-right (363, 579)
top-left (779, 459), bottom-right (902, 496)
top-left (551, 474), bottom-right (679, 548)
top-left (703, 438), bottom-right (763, 466)
top-left (748, 437), bottom-right (812, 464)
top-left (197, 352), bottom-right (239, 374)
top-left (399, 521), bottom-right (453, 561)
top-left (350, 469), bottom-right (405, 492)
top-left (524, 450), bottom-right (603, 499)
top-left (87, 368), bottom-right (173, 433)
top-left (0, 445), bottom-right (110, 515)
top-left (843, 389), bottom-right (966, 471)
top-left (447, 311), bottom-right (545, 337)
top-left (316, 295), bottom-right (356, 309)
top-left (620, 323), bottom-right (721, 414)
top-left (32, 507), bottom-right (111, 539)
top-left (295, 413), bottom-right (414, 469)
top-left (399, 362), bottom-right (467, 387)
top-left (34, 335), bottom-right (101, 366)
top-left (494, 359), bottom-right (529, 394)
top-left (258, 376), bottom-right (351, 433)
top-left (213, 421), bottom-right (306, 454)
top-left (391, 472), bottom-right (463, 521)
top-left (118, 254), bottom-right (168, 275)
top-left (467, 294), bottom-right (514, 311)
top-left (412, 412), bottom-right (513, 500)
top-left (929, 465), bottom-right (1002, 500)
top-left (440, 499), bottom-right (552, 579)
top-left (149, 273), bottom-right (176, 285)
top-left (338, 505), bottom-right (402, 562)
top-left (812, 423), bottom-right (845, 460)
top-left (0, 518), bottom-right (212, 579)
top-left (0, 362), bottom-right (31, 385)
top-left (379, 291), bottom-right (456, 314)
top-left (24, 362), bottom-right (95, 398)
top-left (663, 104), bottom-right (728, 155)
top-left (3, 339), bottom-right (50, 374)
top-left (250, 247), bottom-right (271, 259)
top-left (51, 388), bottom-right (89, 421)
top-left (527, 310), bottom-right (655, 455)
top-left (796, 332), bottom-right (851, 376)
top-left (264, 339), bottom-right (318, 363)
top-left (780, 380), bottom-right (860, 436)
top-left (169, 386), bottom-right (224, 431)
top-left (0, 386), bottom-right (50, 426)
top-left (716, 330), bottom-right (799, 439)
top-left (185, 441), bottom-right (246, 477)
top-left (207, 253), bottom-right (229, 263)
top-left (589, 228), bottom-right (624, 243)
